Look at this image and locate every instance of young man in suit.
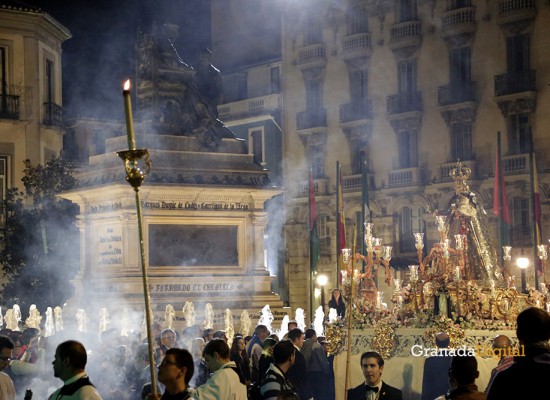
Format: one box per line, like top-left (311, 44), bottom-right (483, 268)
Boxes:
top-left (348, 351), bottom-right (403, 400)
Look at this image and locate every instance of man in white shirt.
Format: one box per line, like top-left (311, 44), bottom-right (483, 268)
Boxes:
top-left (0, 335), bottom-right (15, 400)
top-left (48, 340), bottom-right (102, 400)
top-left (192, 339), bottom-right (246, 400)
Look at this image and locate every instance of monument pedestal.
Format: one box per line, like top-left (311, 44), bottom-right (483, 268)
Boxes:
top-left (60, 134), bottom-right (285, 331)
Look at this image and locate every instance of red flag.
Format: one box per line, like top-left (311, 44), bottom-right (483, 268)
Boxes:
top-left (493, 147), bottom-right (510, 224)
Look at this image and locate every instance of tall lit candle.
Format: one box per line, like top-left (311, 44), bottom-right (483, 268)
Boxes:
top-left (123, 79), bottom-right (136, 150)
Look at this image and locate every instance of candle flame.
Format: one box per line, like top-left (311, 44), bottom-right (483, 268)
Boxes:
top-left (123, 79), bottom-right (131, 91)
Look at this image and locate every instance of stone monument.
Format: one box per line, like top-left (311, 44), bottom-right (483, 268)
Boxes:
top-left (60, 22), bottom-right (284, 329)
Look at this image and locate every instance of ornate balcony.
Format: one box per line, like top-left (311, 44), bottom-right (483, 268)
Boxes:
top-left (388, 21), bottom-right (422, 52)
top-left (387, 91), bottom-right (422, 115)
top-left (494, 70), bottom-right (536, 97)
top-left (297, 43), bottom-right (327, 70)
top-left (503, 153), bottom-right (529, 175)
top-left (438, 81), bottom-right (476, 107)
top-left (339, 99), bottom-right (373, 124)
top-left (218, 94), bottom-right (281, 121)
top-left (298, 178), bottom-right (330, 197)
top-left (341, 32), bottom-right (372, 61)
top-left (296, 108), bottom-right (327, 131)
top-left (497, 0), bottom-right (537, 28)
top-left (440, 6), bottom-right (476, 39)
top-left (0, 94), bottom-right (20, 120)
top-left (388, 167), bottom-right (422, 188)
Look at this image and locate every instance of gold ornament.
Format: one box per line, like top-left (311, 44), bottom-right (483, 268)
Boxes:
top-left (372, 320), bottom-right (396, 360)
top-left (425, 317), bottom-right (465, 348)
top-left (325, 322), bottom-right (345, 356)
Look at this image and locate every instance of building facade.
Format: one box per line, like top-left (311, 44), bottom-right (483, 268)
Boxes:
top-left (0, 3), bottom-right (70, 229)
top-left (215, 0), bottom-right (550, 314)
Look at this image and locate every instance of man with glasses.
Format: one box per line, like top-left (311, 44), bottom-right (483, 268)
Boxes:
top-left (348, 351), bottom-right (402, 400)
top-left (156, 329), bottom-right (178, 364)
top-left (0, 335), bottom-right (15, 400)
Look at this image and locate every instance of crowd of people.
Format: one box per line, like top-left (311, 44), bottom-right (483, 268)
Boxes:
top-left (0, 306), bottom-right (547, 399)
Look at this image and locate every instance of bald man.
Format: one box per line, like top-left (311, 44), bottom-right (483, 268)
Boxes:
top-left (48, 340), bottom-right (102, 400)
top-left (421, 332), bottom-right (452, 400)
top-left (484, 335), bottom-right (514, 393)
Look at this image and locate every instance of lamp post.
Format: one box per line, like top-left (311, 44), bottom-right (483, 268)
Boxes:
top-left (517, 257), bottom-right (529, 293)
top-left (317, 274), bottom-right (328, 315)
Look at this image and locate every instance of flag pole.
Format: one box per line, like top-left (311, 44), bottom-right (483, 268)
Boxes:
top-left (308, 168), bottom-right (317, 327)
top-left (530, 151), bottom-right (540, 290)
top-left (336, 161), bottom-right (341, 290)
top-left (496, 131), bottom-right (504, 264)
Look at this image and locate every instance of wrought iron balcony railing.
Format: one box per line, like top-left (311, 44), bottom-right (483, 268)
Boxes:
top-left (387, 91), bottom-right (422, 115)
top-left (296, 108), bottom-right (327, 130)
top-left (438, 81), bottom-right (476, 106)
top-left (494, 70), bottom-right (536, 96)
top-left (0, 94), bottom-right (20, 120)
top-left (43, 102), bottom-right (63, 127)
top-left (339, 99), bottom-right (373, 123)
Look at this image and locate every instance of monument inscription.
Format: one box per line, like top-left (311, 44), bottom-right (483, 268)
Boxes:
top-left (149, 224), bottom-right (238, 266)
top-left (97, 226), bottom-right (123, 267)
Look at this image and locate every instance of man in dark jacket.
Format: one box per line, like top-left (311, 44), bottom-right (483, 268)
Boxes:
top-left (487, 307), bottom-right (550, 400)
top-left (348, 351), bottom-right (402, 400)
top-left (421, 332), bottom-right (453, 400)
top-left (436, 355), bottom-right (485, 400)
top-left (301, 329), bottom-right (332, 400)
top-left (287, 328), bottom-right (313, 400)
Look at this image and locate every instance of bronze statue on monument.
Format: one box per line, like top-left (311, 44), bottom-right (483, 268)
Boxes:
top-left (136, 22), bottom-right (240, 150)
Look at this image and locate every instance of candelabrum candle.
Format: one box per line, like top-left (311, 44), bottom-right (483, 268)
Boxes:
top-left (414, 232), bottom-right (424, 250)
top-left (408, 265), bottom-right (419, 282)
top-left (503, 246), bottom-right (512, 261)
top-left (383, 246), bottom-right (392, 260)
top-left (436, 215), bottom-right (446, 231)
top-left (394, 278), bottom-right (402, 291)
top-left (442, 239), bottom-right (450, 258)
top-left (123, 80), bottom-right (136, 151)
top-left (538, 244), bottom-right (548, 261)
top-left (342, 248), bottom-right (351, 264)
top-left (454, 265), bottom-right (461, 282)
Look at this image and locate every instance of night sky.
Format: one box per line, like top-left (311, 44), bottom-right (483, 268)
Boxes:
top-left (29, 0), bottom-right (212, 119)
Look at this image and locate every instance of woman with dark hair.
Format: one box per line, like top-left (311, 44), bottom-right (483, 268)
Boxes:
top-left (328, 288), bottom-right (346, 319)
top-left (230, 336), bottom-right (250, 385)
